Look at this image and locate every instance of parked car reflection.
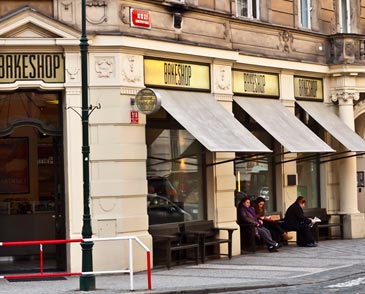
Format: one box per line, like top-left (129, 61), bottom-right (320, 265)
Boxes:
top-left (147, 194), bottom-right (192, 225)
top-left (147, 176), bottom-right (178, 201)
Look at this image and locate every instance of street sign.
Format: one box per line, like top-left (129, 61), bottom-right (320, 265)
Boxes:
top-left (130, 8), bottom-right (151, 29)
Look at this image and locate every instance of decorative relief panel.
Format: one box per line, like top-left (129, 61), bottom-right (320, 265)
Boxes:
top-left (121, 54), bottom-right (143, 86)
top-left (59, 0), bottom-right (74, 23)
top-left (278, 30), bottom-right (294, 53)
top-left (86, 0), bottom-right (108, 24)
top-left (214, 65), bottom-right (231, 93)
top-left (65, 53), bottom-right (81, 83)
top-left (95, 57), bottom-right (114, 78)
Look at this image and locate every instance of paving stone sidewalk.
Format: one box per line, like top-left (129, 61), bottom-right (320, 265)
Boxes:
top-left (1, 239), bottom-right (365, 294)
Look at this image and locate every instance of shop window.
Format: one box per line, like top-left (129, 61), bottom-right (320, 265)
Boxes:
top-left (295, 105), bottom-right (321, 208)
top-left (147, 129), bottom-right (204, 225)
top-left (339, 0), bottom-right (350, 33)
top-left (235, 152), bottom-right (274, 212)
top-left (0, 91), bottom-right (62, 216)
top-left (237, 0), bottom-right (259, 19)
top-left (297, 156), bottom-right (320, 208)
top-left (299, 0), bottom-right (311, 29)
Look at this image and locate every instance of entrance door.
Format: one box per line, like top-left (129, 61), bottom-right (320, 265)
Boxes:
top-left (0, 91), bottom-right (65, 272)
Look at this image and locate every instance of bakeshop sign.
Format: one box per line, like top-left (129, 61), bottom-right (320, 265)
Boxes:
top-left (135, 88), bottom-right (162, 115)
top-left (0, 53), bottom-right (65, 83)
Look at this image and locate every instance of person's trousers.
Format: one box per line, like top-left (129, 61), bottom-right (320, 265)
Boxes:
top-left (263, 220), bottom-right (285, 243)
top-left (297, 224), bottom-right (315, 246)
top-left (257, 226), bottom-right (277, 247)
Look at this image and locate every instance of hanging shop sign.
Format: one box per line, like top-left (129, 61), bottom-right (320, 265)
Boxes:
top-left (144, 58), bottom-right (210, 90)
top-left (130, 8), bottom-right (151, 29)
top-left (0, 53), bottom-right (65, 83)
top-left (233, 70), bottom-right (279, 97)
top-left (135, 88), bottom-right (162, 115)
top-left (294, 76), bottom-right (323, 100)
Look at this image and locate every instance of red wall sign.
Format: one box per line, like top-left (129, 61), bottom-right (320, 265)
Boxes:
top-left (130, 110), bottom-right (139, 124)
top-left (130, 8), bottom-right (151, 29)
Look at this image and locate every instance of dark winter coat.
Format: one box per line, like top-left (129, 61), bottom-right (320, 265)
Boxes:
top-left (282, 201), bottom-right (311, 231)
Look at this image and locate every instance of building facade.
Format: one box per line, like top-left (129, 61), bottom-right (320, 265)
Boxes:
top-left (1, 0), bottom-right (365, 272)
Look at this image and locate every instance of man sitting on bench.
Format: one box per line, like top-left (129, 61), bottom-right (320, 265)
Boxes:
top-left (282, 196), bottom-right (317, 247)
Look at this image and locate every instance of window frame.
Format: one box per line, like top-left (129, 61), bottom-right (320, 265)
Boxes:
top-left (339, 0), bottom-right (351, 33)
top-left (236, 0), bottom-right (260, 19)
top-left (298, 0), bottom-right (311, 29)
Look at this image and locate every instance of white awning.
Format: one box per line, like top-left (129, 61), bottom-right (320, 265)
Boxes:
top-left (297, 101), bottom-right (365, 152)
top-left (233, 97), bottom-right (334, 153)
top-left (157, 90), bottom-right (271, 153)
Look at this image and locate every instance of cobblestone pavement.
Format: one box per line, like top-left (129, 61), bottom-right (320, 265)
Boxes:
top-left (1, 239), bottom-right (365, 293)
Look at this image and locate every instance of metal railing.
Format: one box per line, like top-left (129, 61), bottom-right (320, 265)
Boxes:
top-left (0, 236), bottom-right (152, 291)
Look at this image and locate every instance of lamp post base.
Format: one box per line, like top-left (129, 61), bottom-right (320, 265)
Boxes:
top-left (80, 275), bottom-right (96, 291)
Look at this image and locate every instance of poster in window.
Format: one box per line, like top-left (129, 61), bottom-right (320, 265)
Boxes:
top-left (0, 138), bottom-right (29, 194)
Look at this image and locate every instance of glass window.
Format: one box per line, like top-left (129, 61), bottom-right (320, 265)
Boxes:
top-left (234, 127), bottom-right (275, 211)
top-left (295, 105), bottom-right (322, 208)
top-left (339, 0), bottom-right (350, 33)
top-left (237, 0), bottom-right (259, 19)
top-left (235, 153), bottom-right (274, 211)
top-left (147, 128), bottom-right (204, 225)
top-left (297, 156), bottom-right (319, 208)
top-left (299, 0), bottom-right (311, 29)
top-left (0, 92), bottom-right (61, 132)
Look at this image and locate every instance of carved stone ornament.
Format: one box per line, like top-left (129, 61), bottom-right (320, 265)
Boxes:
top-left (215, 66), bottom-right (231, 91)
top-left (278, 30), bottom-right (293, 53)
top-left (119, 5), bottom-right (129, 24)
top-left (66, 54), bottom-right (80, 80)
top-left (121, 55), bottom-right (141, 83)
top-left (60, 0), bottom-right (74, 23)
top-left (95, 57), bottom-right (114, 78)
top-left (331, 90), bottom-right (360, 103)
top-left (86, 0), bottom-right (107, 24)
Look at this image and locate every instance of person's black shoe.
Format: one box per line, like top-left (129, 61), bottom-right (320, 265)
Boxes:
top-left (305, 242), bottom-right (318, 247)
top-left (268, 245), bottom-right (279, 252)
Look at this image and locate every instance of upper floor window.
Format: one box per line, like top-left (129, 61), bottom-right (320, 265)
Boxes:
top-left (339, 0), bottom-right (350, 33)
top-left (299, 0), bottom-right (311, 29)
top-left (237, 0), bottom-right (259, 19)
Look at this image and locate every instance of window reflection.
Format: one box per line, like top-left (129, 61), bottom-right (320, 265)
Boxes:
top-left (235, 154), bottom-right (274, 212)
top-left (147, 129), bottom-right (204, 224)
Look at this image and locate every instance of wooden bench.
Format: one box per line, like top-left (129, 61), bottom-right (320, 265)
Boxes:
top-left (149, 223), bottom-right (200, 269)
top-left (237, 223), bottom-right (258, 252)
top-left (303, 208), bottom-right (344, 241)
top-left (184, 220), bottom-right (236, 263)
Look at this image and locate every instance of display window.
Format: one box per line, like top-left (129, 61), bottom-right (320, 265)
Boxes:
top-left (295, 105), bottom-right (321, 208)
top-left (146, 127), bottom-right (205, 225)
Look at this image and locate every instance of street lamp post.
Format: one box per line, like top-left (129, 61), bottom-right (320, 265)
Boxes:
top-left (79, 0), bottom-right (96, 290)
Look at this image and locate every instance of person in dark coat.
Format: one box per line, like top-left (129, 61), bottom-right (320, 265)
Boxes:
top-left (282, 196), bottom-right (317, 247)
top-left (237, 196), bottom-right (280, 252)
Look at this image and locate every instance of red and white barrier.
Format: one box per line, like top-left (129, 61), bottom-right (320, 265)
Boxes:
top-left (0, 236), bottom-right (152, 291)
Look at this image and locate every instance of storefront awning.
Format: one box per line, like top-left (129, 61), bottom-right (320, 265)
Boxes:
top-left (157, 90), bottom-right (271, 153)
top-left (296, 101), bottom-right (365, 152)
top-left (233, 97), bottom-right (334, 153)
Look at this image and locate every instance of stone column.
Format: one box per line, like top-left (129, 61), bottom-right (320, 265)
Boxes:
top-left (279, 73), bottom-right (298, 213)
top-left (331, 89), bottom-right (365, 238)
top-left (211, 63), bottom-right (240, 256)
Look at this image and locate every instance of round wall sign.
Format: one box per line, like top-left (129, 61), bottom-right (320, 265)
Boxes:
top-left (135, 88), bottom-right (161, 115)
